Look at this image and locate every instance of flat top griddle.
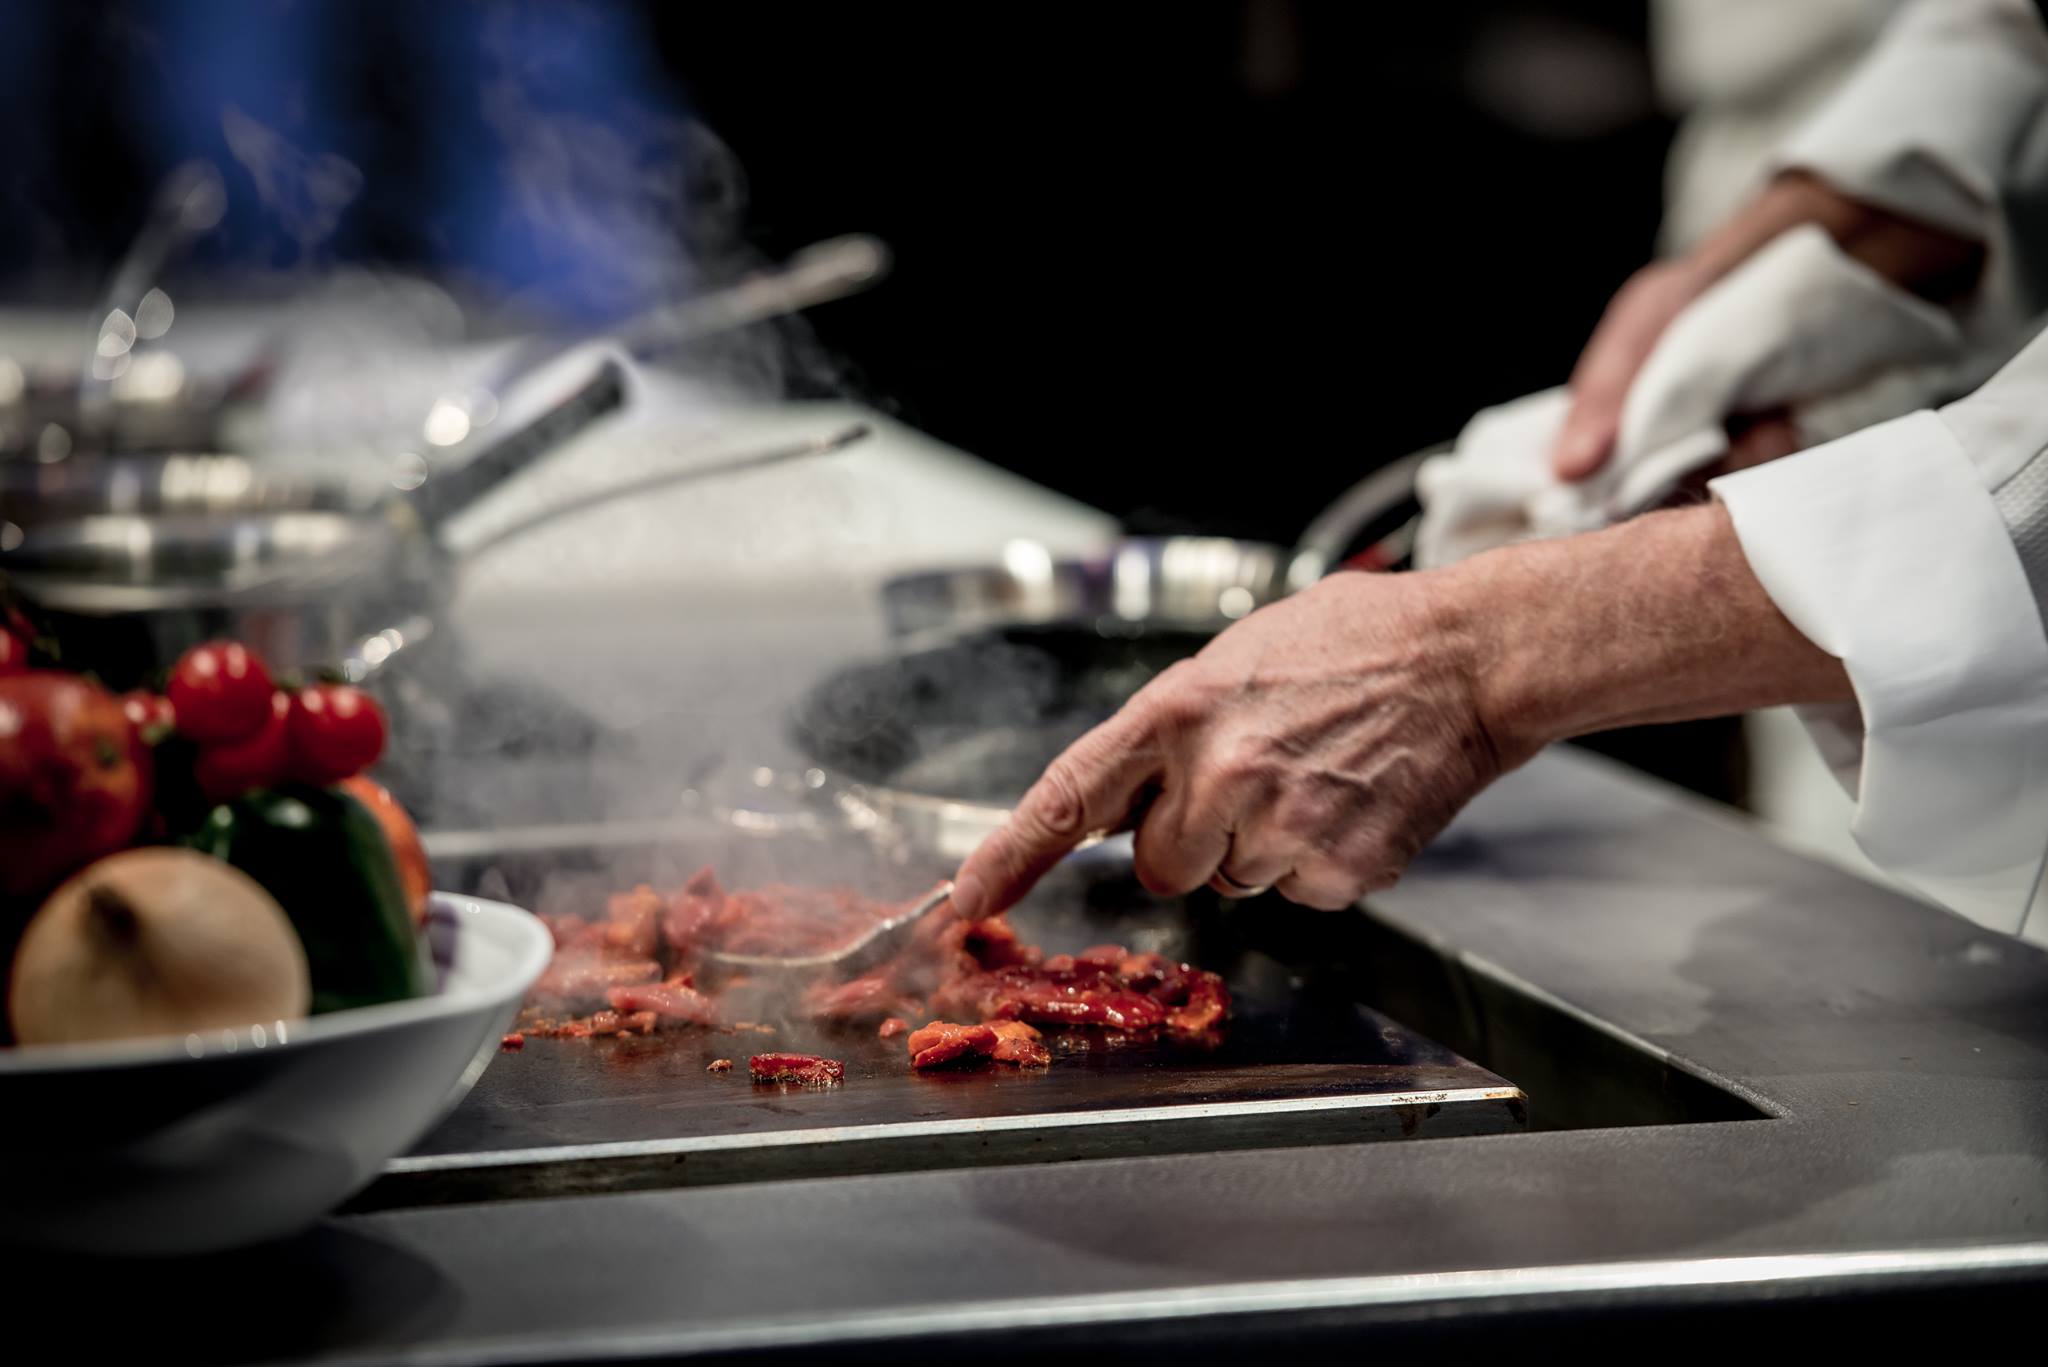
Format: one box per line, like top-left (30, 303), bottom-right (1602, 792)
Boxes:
top-left (359, 837), bottom-right (1525, 1212)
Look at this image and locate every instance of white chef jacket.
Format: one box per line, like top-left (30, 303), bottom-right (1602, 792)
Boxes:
top-left (1711, 0), bottom-right (2048, 938)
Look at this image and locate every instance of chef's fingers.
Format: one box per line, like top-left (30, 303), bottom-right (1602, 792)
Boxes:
top-left (1273, 864), bottom-right (1365, 912)
top-left (1242, 795), bottom-right (1408, 910)
top-left (1208, 805), bottom-right (1310, 900)
top-left (1273, 837), bottom-right (1393, 911)
top-left (1138, 720), bottom-right (1317, 896)
top-left (1719, 410), bottom-right (1802, 473)
top-left (1554, 341), bottom-right (1633, 480)
top-left (952, 707), bottom-right (1167, 919)
top-left (1666, 412), bottom-right (1804, 509)
top-left (1205, 838), bottom-right (1294, 898)
top-left (1111, 786), bottom-right (1159, 836)
top-left (1554, 264), bottom-right (1696, 481)
top-left (1131, 774), bottom-right (1231, 897)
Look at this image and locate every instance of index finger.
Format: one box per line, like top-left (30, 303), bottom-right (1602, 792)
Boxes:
top-left (950, 703), bottom-right (1166, 919)
top-left (1554, 272), bottom-right (1690, 480)
top-left (1553, 327), bottom-right (1640, 481)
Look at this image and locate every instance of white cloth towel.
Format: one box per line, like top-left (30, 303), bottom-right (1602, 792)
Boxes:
top-left (1414, 224), bottom-right (1962, 567)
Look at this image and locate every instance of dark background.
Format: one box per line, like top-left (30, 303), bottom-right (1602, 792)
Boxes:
top-left (651, 4), bottom-right (1673, 543)
top-left (0, 1), bottom-right (1673, 545)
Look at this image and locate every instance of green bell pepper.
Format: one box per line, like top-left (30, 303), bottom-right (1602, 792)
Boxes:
top-left (187, 785), bottom-right (432, 1013)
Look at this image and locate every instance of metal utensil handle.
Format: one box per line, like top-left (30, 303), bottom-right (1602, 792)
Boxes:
top-left (1285, 442), bottom-right (1446, 591)
top-left (706, 879), bottom-right (952, 974)
top-left (450, 420), bottom-right (871, 563)
top-left (462, 234), bottom-right (890, 425)
top-left (346, 421), bottom-right (873, 682)
top-left (612, 234), bottom-right (890, 362)
top-left (402, 233), bottom-right (888, 530)
top-left (407, 355), bottom-right (629, 535)
top-left (74, 160), bottom-right (228, 441)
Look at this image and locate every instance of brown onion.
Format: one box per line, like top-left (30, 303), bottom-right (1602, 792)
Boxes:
top-left (9, 848), bottom-right (310, 1045)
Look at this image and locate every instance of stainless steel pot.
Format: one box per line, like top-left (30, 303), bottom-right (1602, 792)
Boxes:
top-left (0, 352), bottom-right (627, 687)
top-left (0, 230), bottom-right (895, 675)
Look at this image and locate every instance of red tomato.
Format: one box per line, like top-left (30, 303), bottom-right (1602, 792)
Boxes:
top-left (193, 690), bottom-right (291, 802)
top-left (0, 631), bottom-right (28, 677)
top-left (166, 641), bottom-right (275, 743)
top-left (119, 690), bottom-right (177, 740)
top-left (286, 684), bottom-right (388, 784)
top-left (0, 672), bottom-right (153, 899)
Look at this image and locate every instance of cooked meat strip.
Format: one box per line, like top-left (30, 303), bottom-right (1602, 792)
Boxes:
top-left (937, 965), bottom-right (1171, 1032)
top-left (748, 1052), bottom-right (845, 1086)
top-left (660, 865), bottom-right (727, 959)
top-left (802, 973), bottom-right (916, 1025)
top-left (606, 978), bottom-right (719, 1025)
top-left (530, 956), bottom-right (662, 1009)
top-left (603, 885), bottom-right (664, 960)
top-left (908, 1019), bottom-right (1051, 1069)
top-left (987, 1020), bottom-right (1052, 1067)
top-left (906, 1021), bottom-right (999, 1069)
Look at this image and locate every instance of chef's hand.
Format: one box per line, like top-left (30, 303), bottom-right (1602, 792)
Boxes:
top-left (1552, 257), bottom-right (1707, 480)
top-left (951, 503), bottom-right (1853, 920)
top-left (951, 570), bottom-right (1511, 917)
top-left (1552, 170), bottom-right (1984, 482)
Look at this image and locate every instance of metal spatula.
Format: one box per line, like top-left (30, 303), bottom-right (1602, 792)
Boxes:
top-left (704, 880), bottom-right (954, 976)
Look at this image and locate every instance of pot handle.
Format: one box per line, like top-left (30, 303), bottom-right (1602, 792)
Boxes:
top-left (406, 354), bottom-right (629, 537)
top-left (401, 235), bottom-right (888, 539)
top-left (1285, 441), bottom-right (1448, 592)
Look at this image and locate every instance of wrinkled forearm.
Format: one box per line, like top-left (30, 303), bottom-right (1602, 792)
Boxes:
top-left (1430, 501), bottom-right (1853, 766)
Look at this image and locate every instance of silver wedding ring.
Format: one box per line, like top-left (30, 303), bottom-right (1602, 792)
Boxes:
top-left (1210, 869), bottom-right (1271, 899)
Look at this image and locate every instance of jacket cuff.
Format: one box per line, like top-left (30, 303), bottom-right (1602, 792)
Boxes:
top-left (1711, 410), bottom-right (2048, 932)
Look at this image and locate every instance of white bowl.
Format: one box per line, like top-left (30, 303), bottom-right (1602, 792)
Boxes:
top-left (0, 893), bottom-right (550, 1255)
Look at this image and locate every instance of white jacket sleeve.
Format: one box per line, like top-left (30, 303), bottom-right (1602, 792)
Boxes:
top-left (1710, 323), bottom-right (2048, 935)
top-left (1772, 0), bottom-right (2047, 236)
top-left (1770, 0), bottom-right (2048, 333)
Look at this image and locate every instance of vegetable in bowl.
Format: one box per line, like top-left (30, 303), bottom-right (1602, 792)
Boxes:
top-left (3, 625), bottom-right (430, 1044)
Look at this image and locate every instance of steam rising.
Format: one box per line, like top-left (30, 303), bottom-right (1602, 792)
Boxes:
top-left (38, 14), bottom-right (994, 920)
top-left (220, 106), bottom-right (364, 265)
top-left (232, 24), bottom-right (891, 908)
top-left (480, 75), bottom-right (704, 314)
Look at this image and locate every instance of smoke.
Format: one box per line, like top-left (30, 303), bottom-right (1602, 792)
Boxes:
top-left (274, 17), bottom-right (890, 910)
top-left (41, 9), bottom-right (912, 903)
top-left (208, 4), bottom-right (848, 433)
top-left (467, 9), bottom-right (849, 401)
top-left (477, 74), bottom-right (707, 314)
top-left (375, 10), bottom-right (889, 872)
top-left (474, 91), bottom-right (838, 398)
top-left (220, 105), bottom-right (364, 265)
